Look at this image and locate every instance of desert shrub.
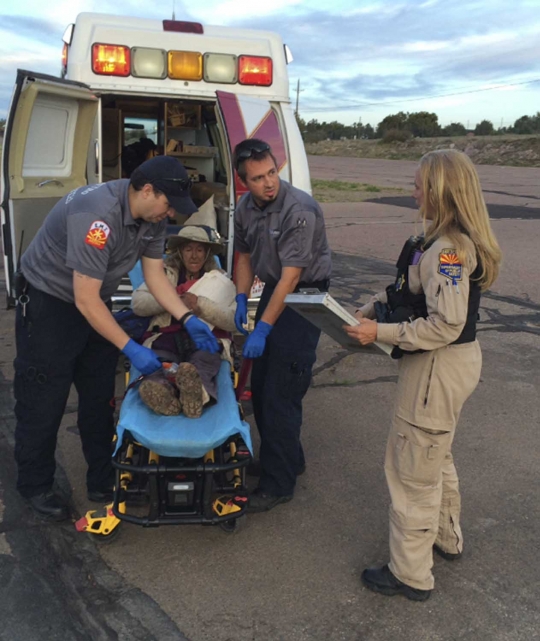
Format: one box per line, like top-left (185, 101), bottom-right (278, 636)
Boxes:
top-left (380, 129), bottom-right (413, 144)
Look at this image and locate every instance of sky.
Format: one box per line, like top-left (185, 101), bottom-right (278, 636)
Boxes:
top-left (1, 0), bottom-right (540, 129)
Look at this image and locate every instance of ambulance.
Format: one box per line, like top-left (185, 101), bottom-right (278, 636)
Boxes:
top-left (0, 12), bottom-right (311, 306)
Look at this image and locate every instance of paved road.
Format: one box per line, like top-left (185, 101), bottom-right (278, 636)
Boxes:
top-left (0, 157), bottom-right (539, 640)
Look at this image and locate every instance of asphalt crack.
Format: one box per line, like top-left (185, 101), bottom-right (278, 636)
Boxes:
top-left (313, 375), bottom-right (398, 389)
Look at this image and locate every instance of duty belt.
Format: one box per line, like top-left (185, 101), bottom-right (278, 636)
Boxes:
top-left (263, 278), bottom-right (330, 293)
top-left (295, 279), bottom-right (330, 292)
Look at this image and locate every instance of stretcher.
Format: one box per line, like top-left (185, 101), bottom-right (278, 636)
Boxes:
top-left (76, 359), bottom-right (253, 540)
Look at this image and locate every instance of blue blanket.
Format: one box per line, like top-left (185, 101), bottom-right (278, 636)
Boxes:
top-left (115, 361), bottom-right (253, 458)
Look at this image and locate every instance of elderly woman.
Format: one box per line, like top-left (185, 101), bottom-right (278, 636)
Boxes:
top-left (132, 223), bottom-right (236, 418)
top-left (345, 150), bottom-right (501, 601)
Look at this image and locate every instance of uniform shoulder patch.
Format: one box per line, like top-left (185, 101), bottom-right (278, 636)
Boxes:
top-left (85, 221), bottom-right (111, 250)
top-left (438, 249), bottom-right (462, 281)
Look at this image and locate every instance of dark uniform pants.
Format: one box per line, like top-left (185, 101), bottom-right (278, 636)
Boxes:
top-left (251, 285), bottom-right (321, 496)
top-left (14, 284), bottom-right (118, 498)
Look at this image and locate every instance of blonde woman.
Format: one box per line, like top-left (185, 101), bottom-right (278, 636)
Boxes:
top-left (345, 150), bottom-right (502, 601)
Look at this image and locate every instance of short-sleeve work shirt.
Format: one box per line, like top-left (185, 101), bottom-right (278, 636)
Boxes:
top-left (233, 180), bottom-right (331, 285)
top-left (22, 180), bottom-right (167, 303)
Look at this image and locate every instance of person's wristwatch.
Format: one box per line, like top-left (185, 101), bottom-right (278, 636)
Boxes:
top-left (178, 311), bottom-right (195, 327)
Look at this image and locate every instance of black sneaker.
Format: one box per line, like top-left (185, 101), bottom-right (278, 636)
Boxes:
top-left (247, 488), bottom-right (293, 513)
top-left (28, 490), bottom-right (70, 522)
top-left (361, 564), bottom-right (431, 602)
top-left (246, 460), bottom-right (306, 477)
top-left (87, 488), bottom-right (114, 503)
top-left (434, 544), bottom-right (462, 561)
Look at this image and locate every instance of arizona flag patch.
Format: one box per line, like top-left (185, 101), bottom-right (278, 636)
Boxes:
top-left (438, 249), bottom-right (462, 281)
top-left (85, 221), bottom-right (111, 250)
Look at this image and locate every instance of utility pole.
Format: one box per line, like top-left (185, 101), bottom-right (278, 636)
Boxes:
top-left (294, 79), bottom-right (304, 119)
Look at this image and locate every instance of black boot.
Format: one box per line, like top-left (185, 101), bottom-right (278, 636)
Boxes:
top-left (247, 487), bottom-right (293, 513)
top-left (27, 491), bottom-right (70, 522)
top-left (434, 544), bottom-right (462, 561)
top-left (361, 565), bottom-right (431, 602)
top-left (87, 487), bottom-right (114, 503)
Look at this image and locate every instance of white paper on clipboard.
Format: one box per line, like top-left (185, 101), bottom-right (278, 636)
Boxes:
top-left (285, 292), bottom-right (393, 356)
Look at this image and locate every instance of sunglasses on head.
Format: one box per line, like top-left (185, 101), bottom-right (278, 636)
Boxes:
top-left (234, 141), bottom-right (271, 168)
top-left (159, 177), bottom-right (192, 190)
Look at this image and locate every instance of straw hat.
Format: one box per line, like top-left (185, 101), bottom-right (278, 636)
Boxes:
top-left (167, 195), bottom-right (224, 253)
top-left (167, 225), bottom-right (224, 254)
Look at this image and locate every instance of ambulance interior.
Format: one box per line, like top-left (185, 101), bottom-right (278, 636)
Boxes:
top-left (97, 95), bottom-right (230, 247)
top-left (2, 74), bottom-right (237, 304)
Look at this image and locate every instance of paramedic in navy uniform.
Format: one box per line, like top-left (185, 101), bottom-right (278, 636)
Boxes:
top-left (233, 139), bottom-right (332, 512)
top-left (14, 155), bottom-right (218, 521)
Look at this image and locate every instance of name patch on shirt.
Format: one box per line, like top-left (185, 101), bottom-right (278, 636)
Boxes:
top-left (438, 249), bottom-right (462, 281)
top-left (85, 221), bottom-right (111, 250)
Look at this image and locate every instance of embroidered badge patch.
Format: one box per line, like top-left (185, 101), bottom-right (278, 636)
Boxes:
top-left (438, 249), bottom-right (462, 281)
top-left (85, 221), bottom-right (111, 250)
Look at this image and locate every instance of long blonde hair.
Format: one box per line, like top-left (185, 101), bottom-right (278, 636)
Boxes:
top-left (419, 149), bottom-right (501, 290)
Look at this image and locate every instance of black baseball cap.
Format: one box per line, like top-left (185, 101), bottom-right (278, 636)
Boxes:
top-left (136, 155), bottom-right (197, 215)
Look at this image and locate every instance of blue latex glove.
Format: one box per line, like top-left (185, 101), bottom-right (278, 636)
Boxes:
top-left (184, 315), bottom-right (219, 354)
top-left (122, 339), bottom-right (161, 375)
top-left (234, 293), bottom-right (249, 335)
top-left (243, 321), bottom-right (273, 359)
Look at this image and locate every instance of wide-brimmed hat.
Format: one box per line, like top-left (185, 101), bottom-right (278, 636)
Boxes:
top-left (167, 225), bottom-right (224, 253)
top-left (136, 155), bottom-right (197, 216)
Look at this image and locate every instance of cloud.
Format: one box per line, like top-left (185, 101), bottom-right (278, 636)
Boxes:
top-left (227, 1), bottom-right (540, 121)
top-left (0, 15), bottom-right (60, 46)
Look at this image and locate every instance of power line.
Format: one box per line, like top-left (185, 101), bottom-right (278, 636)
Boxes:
top-left (301, 78), bottom-right (540, 113)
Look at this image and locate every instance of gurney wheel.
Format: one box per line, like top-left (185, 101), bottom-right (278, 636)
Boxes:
top-left (86, 525), bottom-right (122, 545)
top-left (219, 514), bottom-right (246, 534)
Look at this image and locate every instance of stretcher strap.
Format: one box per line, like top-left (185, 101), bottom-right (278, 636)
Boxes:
top-left (235, 359), bottom-right (252, 401)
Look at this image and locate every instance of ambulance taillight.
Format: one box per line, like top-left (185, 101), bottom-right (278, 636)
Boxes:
top-left (238, 56), bottom-right (273, 86)
top-left (61, 23), bottom-right (74, 78)
top-left (61, 44), bottom-right (68, 77)
top-left (92, 44), bottom-right (131, 77)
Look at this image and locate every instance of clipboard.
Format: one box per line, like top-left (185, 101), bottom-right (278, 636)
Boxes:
top-left (285, 292), bottom-right (393, 356)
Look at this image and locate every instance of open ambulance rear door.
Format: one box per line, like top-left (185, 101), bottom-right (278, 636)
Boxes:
top-left (0, 70), bottom-right (98, 306)
top-left (215, 90), bottom-right (290, 277)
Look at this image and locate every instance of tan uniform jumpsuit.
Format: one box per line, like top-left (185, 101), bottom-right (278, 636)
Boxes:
top-left (360, 234), bottom-right (482, 591)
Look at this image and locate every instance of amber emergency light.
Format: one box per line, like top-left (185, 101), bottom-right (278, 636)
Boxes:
top-left (238, 56), bottom-right (273, 86)
top-left (92, 43), bottom-right (131, 76)
top-left (168, 51), bottom-right (203, 81)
